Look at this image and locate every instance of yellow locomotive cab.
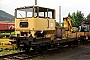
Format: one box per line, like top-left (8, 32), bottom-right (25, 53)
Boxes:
top-left (15, 6), bottom-right (56, 39)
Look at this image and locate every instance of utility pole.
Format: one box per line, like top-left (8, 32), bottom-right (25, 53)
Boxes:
top-left (35, 0), bottom-right (37, 5)
top-left (59, 6), bottom-right (61, 25)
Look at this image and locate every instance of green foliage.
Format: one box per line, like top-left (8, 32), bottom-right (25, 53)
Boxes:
top-left (56, 22), bottom-right (59, 27)
top-left (68, 10), bottom-right (84, 26)
top-left (0, 31), bottom-right (15, 35)
top-left (87, 13), bottom-right (90, 18)
top-left (0, 49), bottom-right (19, 56)
top-left (61, 23), bottom-right (64, 28)
top-left (68, 12), bottom-right (71, 18)
top-left (35, 54), bottom-right (48, 60)
top-left (0, 10), bottom-right (14, 22)
top-left (86, 13), bottom-right (90, 24)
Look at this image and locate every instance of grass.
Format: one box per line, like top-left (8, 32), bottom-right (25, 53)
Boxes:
top-left (0, 31), bottom-right (15, 35)
top-left (35, 54), bottom-right (48, 60)
top-left (0, 49), bottom-right (19, 56)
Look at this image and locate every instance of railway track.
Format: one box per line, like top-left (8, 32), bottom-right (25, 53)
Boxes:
top-left (0, 50), bottom-right (38, 60)
top-left (0, 40), bottom-right (90, 60)
top-left (0, 47), bottom-right (69, 60)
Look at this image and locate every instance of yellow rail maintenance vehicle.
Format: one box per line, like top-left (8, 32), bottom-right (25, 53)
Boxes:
top-left (15, 6), bottom-right (79, 51)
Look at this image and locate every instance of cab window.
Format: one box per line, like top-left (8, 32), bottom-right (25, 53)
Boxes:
top-left (48, 9), bottom-right (55, 19)
top-left (16, 7), bottom-right (33, 18)
top-left (39, 7), bottom-right (47, 18)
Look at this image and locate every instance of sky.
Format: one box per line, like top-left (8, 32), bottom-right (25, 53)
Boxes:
top-left (0, 0), bottom-right (90, 22)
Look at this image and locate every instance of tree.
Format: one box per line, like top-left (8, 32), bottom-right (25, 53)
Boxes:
top-left (68, 12), bottom-right (71, 18)
top-left (61, 23), bottom-right (64, 28)
top-left (68, 10), bottom-right (84, 26)
top-left (86, 13), bottom-right (90, 24)
top-left (56, 22), bottom-right (59, 27)
top-left (87, 13), bottom-right (90, 18)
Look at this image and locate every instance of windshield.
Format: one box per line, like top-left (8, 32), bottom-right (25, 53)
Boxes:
top-left (15, 6), bottom-right (55, 19)
top-left (16, 8), bottom-right (33, 18)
